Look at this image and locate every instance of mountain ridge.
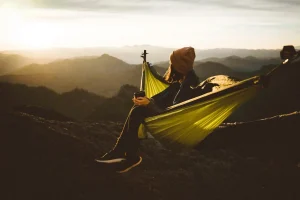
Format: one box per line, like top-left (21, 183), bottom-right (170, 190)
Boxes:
top-left (156, 55), bottom-right (281, 72)
top-left (2, 53), bottom-right (263, 96)
top-left (2, 45), bottom-right (284, 64)
top-left (0, 53), bottom-right (32, 75)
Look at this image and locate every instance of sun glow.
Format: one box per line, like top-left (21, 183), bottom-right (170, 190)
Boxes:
top-left (13, 22), bottom-right (59, 50)
top-left (0, 1), bottom-right (299, 50)
top-left (0, 6), bottom-right (59, 50)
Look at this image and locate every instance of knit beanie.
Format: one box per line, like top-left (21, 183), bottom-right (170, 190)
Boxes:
top-left (169, 47), bottom-right (196, 75)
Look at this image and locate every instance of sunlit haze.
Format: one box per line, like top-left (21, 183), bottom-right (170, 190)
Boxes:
top-left (0, 0), bottom-right (299, 50)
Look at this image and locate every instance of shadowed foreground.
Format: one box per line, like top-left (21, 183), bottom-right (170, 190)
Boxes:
top-left (1, 111), bottom-right (299, 200)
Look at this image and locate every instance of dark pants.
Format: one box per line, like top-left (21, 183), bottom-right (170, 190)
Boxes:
top-left (113, 105), bottom-right (160, 156)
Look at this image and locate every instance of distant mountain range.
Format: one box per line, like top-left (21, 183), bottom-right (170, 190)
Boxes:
top-left (0, 53), bottom-right (32, 75)
top-left (198, 56), bottom-right (281, 72)
top-left (0, 52), bottom-right (281, 96)
top-left (193, 62), bottom-right (246, 80)
top-left (156, 56), bottom-right (281, 72)
top-left (2, 45), bottom-right (292, 64)
top-left (0, 54), bottom-right (138, 96)
top-left (13, 54), bottom-right (133, 75)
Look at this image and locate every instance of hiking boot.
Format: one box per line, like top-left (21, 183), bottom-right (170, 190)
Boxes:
top-left (115, 156), bottom-right (142, 173)
top-left (95, 149), bottom-right (126, 163)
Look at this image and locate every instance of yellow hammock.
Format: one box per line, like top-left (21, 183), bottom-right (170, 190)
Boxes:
top-left (137, 62), bottom-right (263, 148)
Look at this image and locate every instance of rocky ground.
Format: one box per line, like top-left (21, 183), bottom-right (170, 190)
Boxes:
top-left (1, 111), bottom-right (299, 200)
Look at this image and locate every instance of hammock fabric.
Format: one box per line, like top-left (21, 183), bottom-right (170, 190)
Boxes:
top-left (137, 62), bottom-right (264, 148)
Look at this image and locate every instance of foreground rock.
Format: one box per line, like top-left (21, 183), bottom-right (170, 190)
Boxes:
top-left (1, 111), bottom-right (299, 200)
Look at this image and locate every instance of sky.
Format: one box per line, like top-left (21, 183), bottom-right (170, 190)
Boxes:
top-left (0, 0), bottom-right (299, 50)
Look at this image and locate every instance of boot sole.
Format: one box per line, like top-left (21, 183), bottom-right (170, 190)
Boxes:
top-left (116, 156), bottom-right (142, 173)
top-left (95, 158), bottom-right (126, 164)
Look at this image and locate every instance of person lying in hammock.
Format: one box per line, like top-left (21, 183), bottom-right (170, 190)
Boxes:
top-left (97, 47), bottom-right (201, 173)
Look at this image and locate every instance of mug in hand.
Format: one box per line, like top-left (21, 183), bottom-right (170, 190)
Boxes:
top-left (134, 91), bottom-right (146, 98)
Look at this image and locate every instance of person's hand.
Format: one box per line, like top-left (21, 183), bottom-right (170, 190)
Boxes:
top-left (132, 97), bottom-right (150, 106)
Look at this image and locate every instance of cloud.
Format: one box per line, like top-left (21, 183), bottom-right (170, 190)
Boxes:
top-left (222, 0), bottom-right (300, 11)
top-left (1, 0), bottom-right (300, 13)
top-left (0, 0), bottom-right (147, 12)
top-left (28, 0), bottom-right (157, 12)
top-left (170, 0), bottom-right (300, 11)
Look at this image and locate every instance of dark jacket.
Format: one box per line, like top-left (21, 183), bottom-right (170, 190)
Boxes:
top-left (147, 70), bottom-right (200, 111)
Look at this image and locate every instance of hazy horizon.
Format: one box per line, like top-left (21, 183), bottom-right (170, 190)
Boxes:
top-left (1, 0), bottom-right (300, 51)
top-left (1, 44), bottom-right (293, 52)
